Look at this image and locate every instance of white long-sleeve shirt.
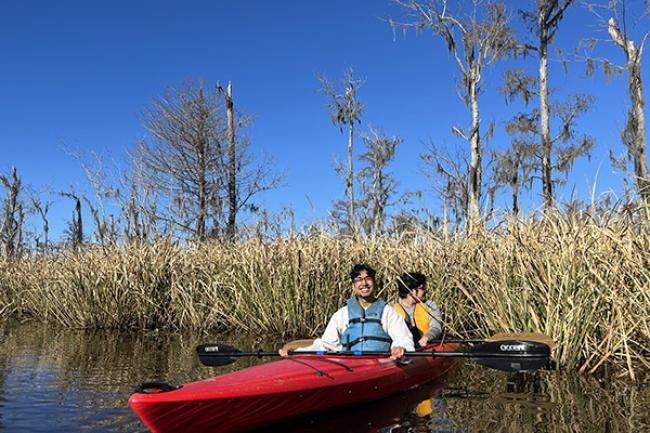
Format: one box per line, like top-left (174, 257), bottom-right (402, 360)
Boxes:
top-left (297, 303), bottom-right (416, 352)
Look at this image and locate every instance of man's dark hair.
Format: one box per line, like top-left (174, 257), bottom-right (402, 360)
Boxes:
top-left (350, 263), bottom-right (376, 281)
top-left (397, 272), bottom-right (427, 299)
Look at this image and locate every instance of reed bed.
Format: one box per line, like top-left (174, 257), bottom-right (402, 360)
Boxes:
top-left (0, 210), bottom-right (648, 377)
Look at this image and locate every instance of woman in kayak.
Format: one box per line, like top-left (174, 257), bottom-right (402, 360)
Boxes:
top-left (393, 272), bottom-right (443, 347)
top-left (279, 264), bottom-right (414, 360)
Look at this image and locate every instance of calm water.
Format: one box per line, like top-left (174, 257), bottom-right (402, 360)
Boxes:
top-left (0, 320), bottom-right (648, 433)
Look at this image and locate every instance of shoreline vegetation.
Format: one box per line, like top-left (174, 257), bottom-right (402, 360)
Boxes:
top-left (1, 210), bottom-right (648, 379)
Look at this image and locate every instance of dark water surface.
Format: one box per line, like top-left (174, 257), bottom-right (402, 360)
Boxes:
top-left (0, 320), bottom-right (648, 433)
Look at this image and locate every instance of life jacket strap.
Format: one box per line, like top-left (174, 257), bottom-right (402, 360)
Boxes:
top-left (344, 335), bottom-right (392, 350)
top-left (348, 317), bottom-right (382, 325)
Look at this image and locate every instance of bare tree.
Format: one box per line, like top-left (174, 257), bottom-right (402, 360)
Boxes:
top-left (231, 146), bottom-right (284, 239)
top-left (120, 158), bottom-right (163, 244)
top-left (319, 67), bottom-right (365, 235)
top-left (135, 80), bottom-right (282, 241)
top-left (491, 118), bottom-right (536, 215)
top-left (357, 128), bottom-right (403, 235)
top-left (421, 141), bottom-right (470, 227)
top-left (389, 208), bottom-right (441, 236)
top-left (30, 196), bottom-right (51, 253)
top-left (392, 0), bottom-right (515, 221)
top-left (135, 81), bottom-right (227, 240)
top-left (218, 83), bottom-right (284, 241)
top-left (218, 82), bottom-right (238, 241)
top-left (124, 179), bottom-right (149, 243)
top-left (0, 167), bottom-right (24, 257)
top-left (500, 69), bottom-right (594, 208)
top-left (516, 0), bottom-right (574, 208)
top-left (604, 1), bottom-right (650, 205)
top-left (59, 191), bottom-right (83, 250)
top-left (65, 148), bottom-right (122, 247)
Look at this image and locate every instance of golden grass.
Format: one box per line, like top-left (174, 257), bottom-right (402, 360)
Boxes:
top-left (0, 210), bottom-right (648, 377)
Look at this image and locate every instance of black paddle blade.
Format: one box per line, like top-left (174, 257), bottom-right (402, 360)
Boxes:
top-left (470, 340), bottom-right (551, 372)
top-left (196, 344), bottom-right (241, 367)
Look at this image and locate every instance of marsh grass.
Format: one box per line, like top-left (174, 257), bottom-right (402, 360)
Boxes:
top-left (0, 210), bottom-right (648, 377)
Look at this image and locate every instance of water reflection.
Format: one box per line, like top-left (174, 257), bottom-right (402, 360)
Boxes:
top-left (437, 369), bottom-right (650, 433)
top-left (0, 320), bottom-right (256, 432)
top-left (256, 377), bottom-right (450, 433)
top-left (0, 320), bottom-right (648, 433)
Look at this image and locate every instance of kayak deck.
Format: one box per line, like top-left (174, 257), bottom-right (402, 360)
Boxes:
top-left (129, 343), bottom-right (459, 433)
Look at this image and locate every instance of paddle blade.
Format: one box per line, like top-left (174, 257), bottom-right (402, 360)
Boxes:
top-left (197, 344), bottom-right (241, 367)
top-left (471, 340), bottom-right (551, 372)
top-left (487, 332), bottom-right (555, 349)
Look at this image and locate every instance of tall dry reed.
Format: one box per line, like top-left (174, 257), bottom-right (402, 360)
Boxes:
top-left (0, 210), bottom-right (648, 376)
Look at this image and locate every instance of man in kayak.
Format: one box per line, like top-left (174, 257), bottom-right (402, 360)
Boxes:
top-left (393, 272), bottom-right (443, 347)
top-left (279, 264), bottom-right (414, 360)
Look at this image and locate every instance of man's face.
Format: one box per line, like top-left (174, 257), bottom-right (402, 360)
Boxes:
top-left (352, 270), bottom-right (375, 301)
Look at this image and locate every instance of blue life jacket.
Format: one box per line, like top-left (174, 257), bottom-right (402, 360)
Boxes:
top-left (341, 296), bottom-right (392, 351)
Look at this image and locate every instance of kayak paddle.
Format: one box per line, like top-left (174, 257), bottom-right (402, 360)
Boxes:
top-left (196, 339), bottom-right (551, 372)
top-left (429, 332), bottom-right (555, 349)
top-left (281, 333), bottom-right (554, 352)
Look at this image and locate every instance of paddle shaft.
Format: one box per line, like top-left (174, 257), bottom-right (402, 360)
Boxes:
top-left (430, 333), bottom-right (554, 348)
top-left (202, 349), bottom-right (549, 359)
top-left (197, 340), bottom-right (551, 372)
top-left (285, 334), bottom-right (554, 349)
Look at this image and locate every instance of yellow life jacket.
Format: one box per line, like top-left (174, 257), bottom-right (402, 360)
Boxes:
top-left (393, 302), bottom-right (430, 337)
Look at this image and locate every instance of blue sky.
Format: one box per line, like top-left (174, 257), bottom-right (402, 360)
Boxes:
top-left (1, 1), bottom-right (647, 239)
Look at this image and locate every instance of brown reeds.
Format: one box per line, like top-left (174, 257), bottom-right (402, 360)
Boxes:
top-left (0, 210), bottom-right (648, 376)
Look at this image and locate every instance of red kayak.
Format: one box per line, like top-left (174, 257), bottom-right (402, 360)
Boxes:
top-left (129, 343), bottom-right (459, 433)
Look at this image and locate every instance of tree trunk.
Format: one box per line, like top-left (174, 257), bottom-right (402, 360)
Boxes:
top-left (0, 167), bottom-right (21, 257)
top-left (43, 215), bottom-right (49, 251)
top-left (539, 24), bottom-right (553, 209)
top-left (225, 82), bottom-right (237, 241)
top-left (628, 50), bottom-right (650, 204)
top-left (347, 122), bottom-right (356, 234)
top-left (33, 202), bottom-right (49, 252)
top-left (196, 99), bottom-right (207, 241)
top-left (608, 17), bottom-right (650, 207)
top-left (16, 206), bottom-right (23, 256)
top-left (74, 197), bottom-right (83, 249)
top-left (469, 75), bottom-right (482, 221)
top-left (196, 147), bottom-right (207, 241)
top-left (511, 149), bottom-right (521, 216)
top-left (373, 173), bottom-right (383, 235)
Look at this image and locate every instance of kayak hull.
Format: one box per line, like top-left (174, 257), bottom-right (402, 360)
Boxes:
top-left (129, 343), bottom-right (458, 433)
top-left (259, 374), bottom-right (450, 433)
